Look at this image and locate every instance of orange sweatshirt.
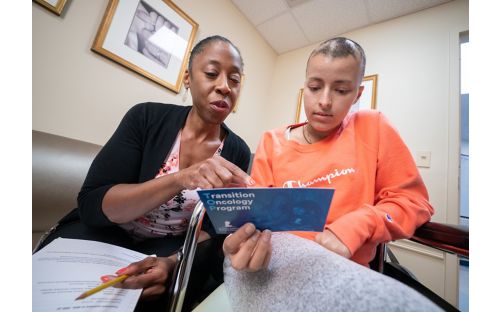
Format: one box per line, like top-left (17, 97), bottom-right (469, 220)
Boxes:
top-left (251, 110), bottom-right (434, 267)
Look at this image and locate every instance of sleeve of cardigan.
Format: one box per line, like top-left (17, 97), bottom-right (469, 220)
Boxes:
top-left (326, 113), bottom-right (434, 256)
top-left (221, 129), bottom-right (251, 173)
top-left (77, 103), bottom-right (147, 227)
top-left (233, 138), bottom-right (251, 173)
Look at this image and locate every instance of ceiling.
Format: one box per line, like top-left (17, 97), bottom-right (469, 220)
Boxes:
top-left (231, 0), bottom-right (453, 54)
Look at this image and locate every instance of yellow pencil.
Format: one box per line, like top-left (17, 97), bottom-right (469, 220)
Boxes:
top-left (75, 274), bottom-right (129, 300)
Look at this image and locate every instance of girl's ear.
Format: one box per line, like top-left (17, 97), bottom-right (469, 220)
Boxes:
top-left (183, 70), bottom-right (190, 89)
top-left (352, 85), bottom-right (364, 105)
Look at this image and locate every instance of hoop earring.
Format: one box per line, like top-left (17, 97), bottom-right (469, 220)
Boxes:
top-left (182, 87), bottom-right (189, 102)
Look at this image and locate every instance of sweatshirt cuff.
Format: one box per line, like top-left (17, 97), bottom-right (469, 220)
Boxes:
top-left (325, 205), bottom-right (378, 256)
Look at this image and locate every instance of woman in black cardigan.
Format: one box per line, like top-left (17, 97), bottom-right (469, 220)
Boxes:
top-left (37, 35), bottom-right (254, 309)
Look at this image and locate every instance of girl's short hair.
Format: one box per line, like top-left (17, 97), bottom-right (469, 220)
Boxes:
top-left (308, 37), bottom-right (366, 81)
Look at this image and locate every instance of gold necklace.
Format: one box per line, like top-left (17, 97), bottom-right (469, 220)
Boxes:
top-left (302, 124), bottom-right (313, 144)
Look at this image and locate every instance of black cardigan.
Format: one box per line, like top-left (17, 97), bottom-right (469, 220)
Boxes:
top-left (77, 102), bottom-right (251, 227)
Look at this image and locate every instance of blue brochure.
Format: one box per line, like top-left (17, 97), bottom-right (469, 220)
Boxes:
top-left (197, 187), bottom-right (334, 234)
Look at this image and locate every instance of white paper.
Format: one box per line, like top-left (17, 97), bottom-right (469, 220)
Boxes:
top-left (32, 238), bottom-right (149, 312)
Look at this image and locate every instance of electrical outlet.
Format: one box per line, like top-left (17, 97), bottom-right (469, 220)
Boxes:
top-left (416, 151), bottom-right (431, 168)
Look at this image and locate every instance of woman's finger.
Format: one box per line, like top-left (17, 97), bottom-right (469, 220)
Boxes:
top-left (140, 284), bottom-right (166, 300)
top-left (213, 155), bottom-right (254, 186)
top-left (212, 165), bottom-right (235, 186)
top-left (199, 163), bottom-right (225, 187)
top-left (120, 256), bottom-right (158, 276)
top-left (120, 266), bottom-right (167, 289)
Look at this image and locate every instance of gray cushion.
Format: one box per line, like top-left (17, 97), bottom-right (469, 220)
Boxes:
top-left (223, 233), bottom-right (442, 312)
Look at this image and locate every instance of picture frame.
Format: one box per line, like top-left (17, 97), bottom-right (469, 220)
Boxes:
top-left (295, 74), bottom-right (378, 123)
top-left (294, 88), bottom-right (306, 124)
top-left (92, 0), bottom-right (198, 93)
top-left (33, 0), bottom-right (68, 16)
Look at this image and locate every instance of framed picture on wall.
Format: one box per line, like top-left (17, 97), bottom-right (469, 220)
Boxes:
top-left (33, 0), bottom-right (68, 16)
top-left (295, 74), bottom-right (378, 123)
top-left (295, 88), bottom-right (306, 123)
top-left (92, 0), bottom-right (198, 93)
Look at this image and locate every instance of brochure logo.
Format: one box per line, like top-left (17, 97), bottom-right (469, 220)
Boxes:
top-left (220, 220), bottom-right (237, 233)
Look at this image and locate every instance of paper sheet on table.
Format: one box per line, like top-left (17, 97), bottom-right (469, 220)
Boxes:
top-left (32, 238), bottom-right (149, 312)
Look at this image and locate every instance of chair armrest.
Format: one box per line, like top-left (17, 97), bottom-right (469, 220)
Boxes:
top-left (167, 201), bottom-right (206, 312)
top-left (409, 221), bottom-right (468, 257)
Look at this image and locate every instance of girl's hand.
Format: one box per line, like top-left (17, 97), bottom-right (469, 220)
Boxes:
top-left (315, 230), bottom-right (352, 258)
top-left (223, 223), bottom-right (272, 272)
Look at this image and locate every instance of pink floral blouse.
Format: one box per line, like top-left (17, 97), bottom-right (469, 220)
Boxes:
top-left (119, 130), bottom-right (224, 240)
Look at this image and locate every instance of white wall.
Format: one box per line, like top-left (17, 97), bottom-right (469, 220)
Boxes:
top-left (266, 0), bottom-right (469, 224)
top-left (32, 0), bottom-right (276, 151)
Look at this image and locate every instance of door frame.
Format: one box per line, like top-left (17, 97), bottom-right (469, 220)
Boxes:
top-left (444, 28), bottom-right (468, 306)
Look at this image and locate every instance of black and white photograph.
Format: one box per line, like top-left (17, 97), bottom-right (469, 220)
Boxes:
top-left (124, 1), bottom-right (179, 69)
top-left (92, 0), bottom-right (198, 93)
